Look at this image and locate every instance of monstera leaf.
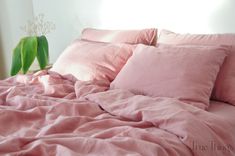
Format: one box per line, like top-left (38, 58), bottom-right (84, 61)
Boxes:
top-left (10, 35), bottom-right (49, 76)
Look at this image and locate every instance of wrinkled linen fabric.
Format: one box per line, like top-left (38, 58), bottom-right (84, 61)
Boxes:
top-left (0, 71), bottom-right (234, 156)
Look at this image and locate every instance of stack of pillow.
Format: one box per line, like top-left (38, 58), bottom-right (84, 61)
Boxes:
top-left (51, 28), bottom-right (156, 82)
top-left (51, 28), bottom-right (235, 110)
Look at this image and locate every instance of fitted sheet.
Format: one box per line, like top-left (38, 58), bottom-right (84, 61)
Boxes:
top-left (208, 100), bottom-right (235, 128)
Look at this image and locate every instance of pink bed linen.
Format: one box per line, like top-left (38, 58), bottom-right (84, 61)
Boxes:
top-left (50, 40), bottom-right (135, 82)
top-left (0, 71), bottom-right (234, 156)
top-left (158, 29), bottom-right (235, 106)
top-left (81, 28), bottom-right (157, 45)
top-left (110, 44), bottom-right (228, 109)
top-left (208, 100), bottom-right (235, 128)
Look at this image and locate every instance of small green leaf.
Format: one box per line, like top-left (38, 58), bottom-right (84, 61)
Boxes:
top-left (10, 41), bottom-right (22, 76)
top-left (37, 35), bottom-right (49, 69)
top-left (21, 36), bottom-right (38, 74)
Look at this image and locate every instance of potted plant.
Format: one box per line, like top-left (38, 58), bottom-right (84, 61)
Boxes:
top-left (11, 14), bottom-right (55, 76)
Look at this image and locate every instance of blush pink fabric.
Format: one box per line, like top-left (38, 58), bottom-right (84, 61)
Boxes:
top-left (158, 29), bottom-right (235, 106)
top-left (110, 44), bottom-right (228, 109)
top-left (86, 89), bottom-right (235, 156)
top-left (81, 28), bottom-right (157, 45)
top-left (0, 71), bottom-right (235, 155)
top-left (50, 40), bottom-right (134, 82)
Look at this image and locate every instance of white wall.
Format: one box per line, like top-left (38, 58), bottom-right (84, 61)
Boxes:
top-left (0, 0), bottom-right (34, 78)
top-left (1, 0), bottom-right (235, 78)
top-left (32, 0), bottom-right (235, 63)
top-left (32, 0), bottom-right (104, 64)
top-left (98, 0), bottom-right (235, 33)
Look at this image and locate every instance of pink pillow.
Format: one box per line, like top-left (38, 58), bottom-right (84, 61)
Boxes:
top-left (158, 29), bottom-right (235, 106)
top-left (51, 40), bottom-right (134, 82)
top-left (81, 28), bottom-right (157, 45)
top-left (110, 44), bottom-right (228, 109)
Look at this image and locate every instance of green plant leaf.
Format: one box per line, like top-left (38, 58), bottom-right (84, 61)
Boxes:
top-left (21, 36), bottom-right (38, 74)
top-left (10, 40), bottom-right (22, 76)
top-left (37, 35), bottom-right (49, 69)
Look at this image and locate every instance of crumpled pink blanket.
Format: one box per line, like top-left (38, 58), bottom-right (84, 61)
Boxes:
top-left (0, 71), bottom-right (234, 156)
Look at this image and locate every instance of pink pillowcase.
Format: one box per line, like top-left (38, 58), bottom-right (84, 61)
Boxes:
top-left (51, 40), bottom-right (134, 82)
top-left (110, 44), bottom-right (228, 109)
top-left (158, 29), bottom-right (235, 106)
top-left (81, 28), bottom-right (157, 45)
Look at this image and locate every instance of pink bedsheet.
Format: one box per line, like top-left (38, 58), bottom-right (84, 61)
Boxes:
top-left (0, 71), bottom-right (234, 156)
top-left (208, 100), bottom-right (235, 130)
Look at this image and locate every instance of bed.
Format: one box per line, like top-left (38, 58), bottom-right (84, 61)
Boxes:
top-left (0, 28), bottom-right (235, 156)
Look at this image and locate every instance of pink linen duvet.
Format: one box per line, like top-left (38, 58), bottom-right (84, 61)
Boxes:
top-left (0, 71), bottom-right (234, 156)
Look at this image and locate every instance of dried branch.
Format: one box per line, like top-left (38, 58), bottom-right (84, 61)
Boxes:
top-left (20, 13), bottom-right (56, 36)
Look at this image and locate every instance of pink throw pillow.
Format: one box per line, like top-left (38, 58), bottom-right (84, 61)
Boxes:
top-left (110, 44), bottom-right (228, 109)
top-left (158, 29), bottom-right (235, 106)
top-left (81, 28), bottom-right (157, 45)
top-left (51, 40), bottom-right (134, 82)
